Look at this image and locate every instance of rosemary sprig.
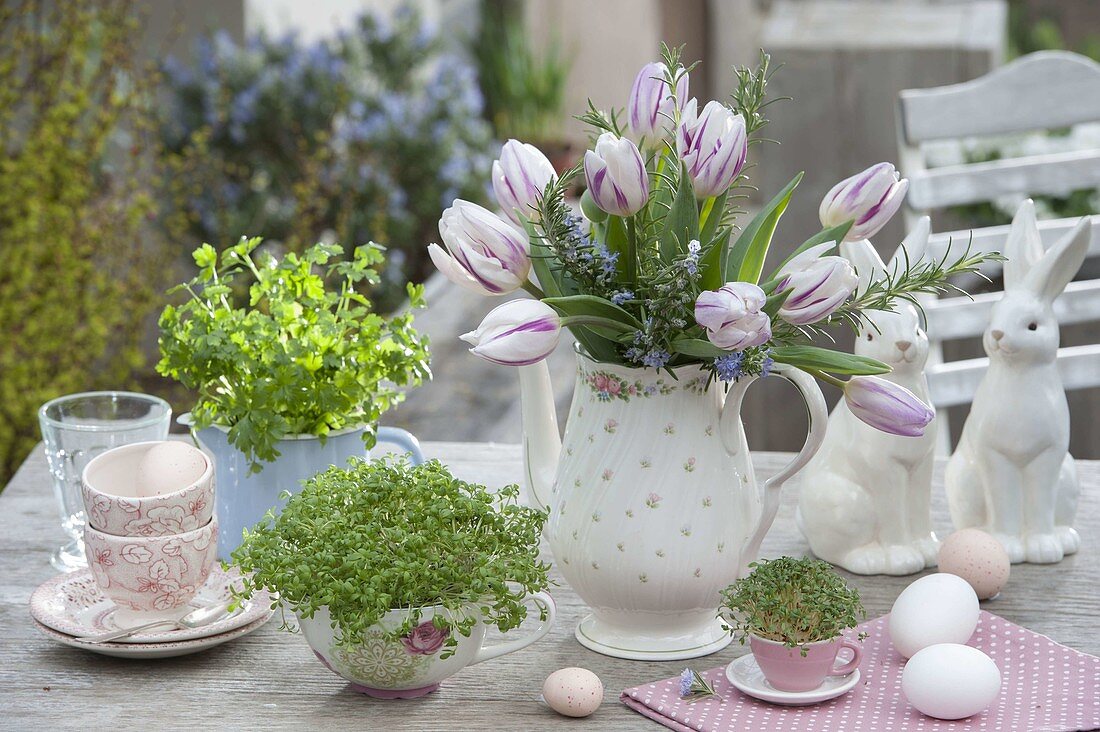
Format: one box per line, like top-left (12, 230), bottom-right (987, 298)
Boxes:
top-left (828, 241), bottom-right (1003, 331)
top-left (679, 668), bottom-right (722, 702)
top-left (731, 49), bottom-right (788, 140)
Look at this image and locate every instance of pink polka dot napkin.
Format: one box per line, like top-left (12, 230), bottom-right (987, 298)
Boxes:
top-left (620, 611), bottom-right (1100, 731)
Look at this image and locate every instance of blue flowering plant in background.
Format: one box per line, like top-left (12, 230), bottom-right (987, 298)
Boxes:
top-left (159, 6), bottom-right (494, 311)
top-left (435, 45), bottom-right (1001, 437)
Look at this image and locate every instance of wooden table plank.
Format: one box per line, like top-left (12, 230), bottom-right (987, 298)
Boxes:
top-left (1, 441), bottom-right (1098, 730)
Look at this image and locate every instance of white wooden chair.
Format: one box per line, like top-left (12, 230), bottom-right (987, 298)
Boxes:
top-left (895, 51), bottom-right (1100, 452)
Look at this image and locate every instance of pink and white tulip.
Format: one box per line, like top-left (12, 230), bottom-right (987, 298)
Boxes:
top-left (628, 61), bottom-right (689, 142)
top-left (584, 133), bottom-right (649, 217)
top-left (676, 99), bottom-right (748, 198)
top-left (819, 163), bottom-right (909, 241)
top-left (429, 200), bottom-right (531, 295)
top-left (844, 376), bottom-right (934, 437)
top-left (694, 282), bottom-right (771, 350)
top-left (461, 299), bottom-right (561, 366)
top-left (492, 139), bottom-right (557, 226)
top-left (774, 242), bottom-right (858, 325)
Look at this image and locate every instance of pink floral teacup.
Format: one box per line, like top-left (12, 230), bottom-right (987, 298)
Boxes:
top-left (749, 634), bottom-right (863, 692)
top-left (84, 518), bottom-right (218, 624)
top-left (81, 441), bottom-right (214, 537)
top-left (300, 592), bottom-right (556, 698)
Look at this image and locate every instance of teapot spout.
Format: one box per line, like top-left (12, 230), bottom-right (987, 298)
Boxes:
top-left (518, 361), bottom-right (560, 510)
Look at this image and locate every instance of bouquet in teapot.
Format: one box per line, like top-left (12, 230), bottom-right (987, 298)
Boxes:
top-left (429, 46), bottom-right (996, 436)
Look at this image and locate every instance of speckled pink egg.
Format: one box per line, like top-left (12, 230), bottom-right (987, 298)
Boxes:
top-left (543, 667), bottom-right (603, 717)
top-left (938, 528), bottom-right (1011, 600)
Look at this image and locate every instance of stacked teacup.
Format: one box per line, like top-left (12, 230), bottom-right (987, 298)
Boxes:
top-left (80, 441), bottom-right (217, 625)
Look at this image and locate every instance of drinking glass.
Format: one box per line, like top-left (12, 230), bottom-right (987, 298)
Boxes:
top-left (38, 392), bottom-right (171, 571)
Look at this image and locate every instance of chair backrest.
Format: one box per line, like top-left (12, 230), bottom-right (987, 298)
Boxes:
top-left (895, 52), bottom-right (1100, 447)
top-left (898, 51), bottom-right (1100, 221)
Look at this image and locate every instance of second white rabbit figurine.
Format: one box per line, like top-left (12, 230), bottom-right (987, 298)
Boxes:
top-left (796, 218), bottom-right (939, 575)
top-left (946, 200), bottom-right (1089, 564)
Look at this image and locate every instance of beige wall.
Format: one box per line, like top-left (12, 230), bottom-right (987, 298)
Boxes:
top-left (523, 0), bottom-right (664, 143)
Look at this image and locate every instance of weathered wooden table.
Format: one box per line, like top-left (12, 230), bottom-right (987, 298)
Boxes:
top-left (2, 442), bottom-right (1098, 730)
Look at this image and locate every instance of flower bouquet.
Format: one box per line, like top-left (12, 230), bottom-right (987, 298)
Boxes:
top-left (431, 46), bottom-right (990, 430)
top-left (426, 46), bottom-right (996, 660)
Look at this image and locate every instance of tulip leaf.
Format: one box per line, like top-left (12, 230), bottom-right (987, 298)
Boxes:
top-left (698, 190), bottom-right (728, 249)
top-left (559, 314), bottom-right (636, 335)
top-left (544, 295), bottom-right (644, 329)
top-left (698, 225), bottom-right (732, 291)
top-left (725, 172), bottom-right (803, 284)
top-left (770, 220), bottom-right (854, 277)
top-left (771, 345), bottom-right (891, 375)
top-left (671, 337), bottom-right (728, 359)
top-left (569, 325), bottom-right (619, 362)
top-left (763, 288), bottom-right (792, 318)
top-left (523, 220), bottom-right (564, 299)
top-left (660, 163), bottom-right (700, 262)
top-left (579, 189), bottom-right (608, 223)
top-left (605, 215), bottom-right (633, 284)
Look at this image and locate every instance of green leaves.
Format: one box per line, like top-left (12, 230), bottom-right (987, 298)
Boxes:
top-left (230, 456), bottom-right (551, 658)
top-left (771, 345), bottom-right (890, 375)
top-left (670, 337), bottom-right (728, 359)
top-left (661, 163), bottom-right (700, 261)
top-left (720, 556), bottom-right (865, 648)
top-left (726, 172), bottom-right (803, 284)
top-left (157, 240), bottom-right (430, 472)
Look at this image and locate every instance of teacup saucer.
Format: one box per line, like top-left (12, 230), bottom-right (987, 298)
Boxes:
top-left (32, 613), bottom-right (272, 659)
top-left (725, 653), bottom-right (860, 706)
top-left (30, 565), bottom-right (272, 643)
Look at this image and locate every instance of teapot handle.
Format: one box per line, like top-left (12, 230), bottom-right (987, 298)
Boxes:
top-left (720, 364), bottom-right (828, 576)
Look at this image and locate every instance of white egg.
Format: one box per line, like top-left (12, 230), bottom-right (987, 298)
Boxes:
top-left (542, 667), bottom-right (603, 718)
top-left (902, 643), bottom-right (1001, 719)
top-left (135, 441), bottom-right (208, 497)
top-left (889, 572), bottom-right (979, 659)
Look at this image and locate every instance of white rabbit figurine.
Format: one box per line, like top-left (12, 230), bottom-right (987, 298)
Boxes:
top-left (796, 218), bottom-right (939, 575)
top-left (945, 200), bottom-right (1089, 564)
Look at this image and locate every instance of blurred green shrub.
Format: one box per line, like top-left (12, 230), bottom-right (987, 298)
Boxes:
top-left (0, 0), bottom-right (168, 486)
top-left (158, 7), bottom-right (495, 312)
top-left (473, 0), bottom-right (569, 145)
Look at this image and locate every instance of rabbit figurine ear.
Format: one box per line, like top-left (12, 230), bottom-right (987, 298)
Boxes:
top-left (1023, 216), bottom-right (1091, 304)
top-left (888, 216), bottom-right (931, 273)
top-left (841, 239), bottom-right (887, 296)
top-left (1003, 199), bottom-right (1044, 290)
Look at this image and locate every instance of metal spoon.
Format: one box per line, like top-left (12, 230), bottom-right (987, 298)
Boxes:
top-left (76, 601), bottom-right (240, 644)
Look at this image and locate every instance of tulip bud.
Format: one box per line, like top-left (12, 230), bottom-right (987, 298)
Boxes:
top-left (492, 139), bottom-right (557, 226)
top-left (694, 281), bottom-right (772, 350)
top-left (584, 132), bottom-right (649, 217)
top-left (460, 299), bottom-right (562, 366)
top-left (774, 242), bottom-right (858, 325)
top-left (628, 61), bottom-right (689, 142)
top-left (820, 163), bottom-right (909, 241)
top-left (429, 200), bottom-right (531, 296)
top-left (676, 99), bottom-right (748, 198)
top-left (844, 376), bottom-right (934, 437)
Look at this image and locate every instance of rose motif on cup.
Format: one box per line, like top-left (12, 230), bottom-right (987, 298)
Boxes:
top-left (124, 518), bottom-right (161, 537)
top-left (91, 495), bottom-right (112, 528)
top-left (191, 526), bottom-right (215, 551)
top-left (401, 621), bottom-right (448, 656)
top-left (146, 505), bottom-right (199, 534)
top-left (120, 544), bottom-right (153, 564)
top-left (161, 538), bottom-right (183, 557)
top-left (93, 548), bottom-right (114, 567)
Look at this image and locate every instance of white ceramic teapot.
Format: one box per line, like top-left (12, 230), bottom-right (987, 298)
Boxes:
top-left (519, 350), bottom-right (827, 660)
